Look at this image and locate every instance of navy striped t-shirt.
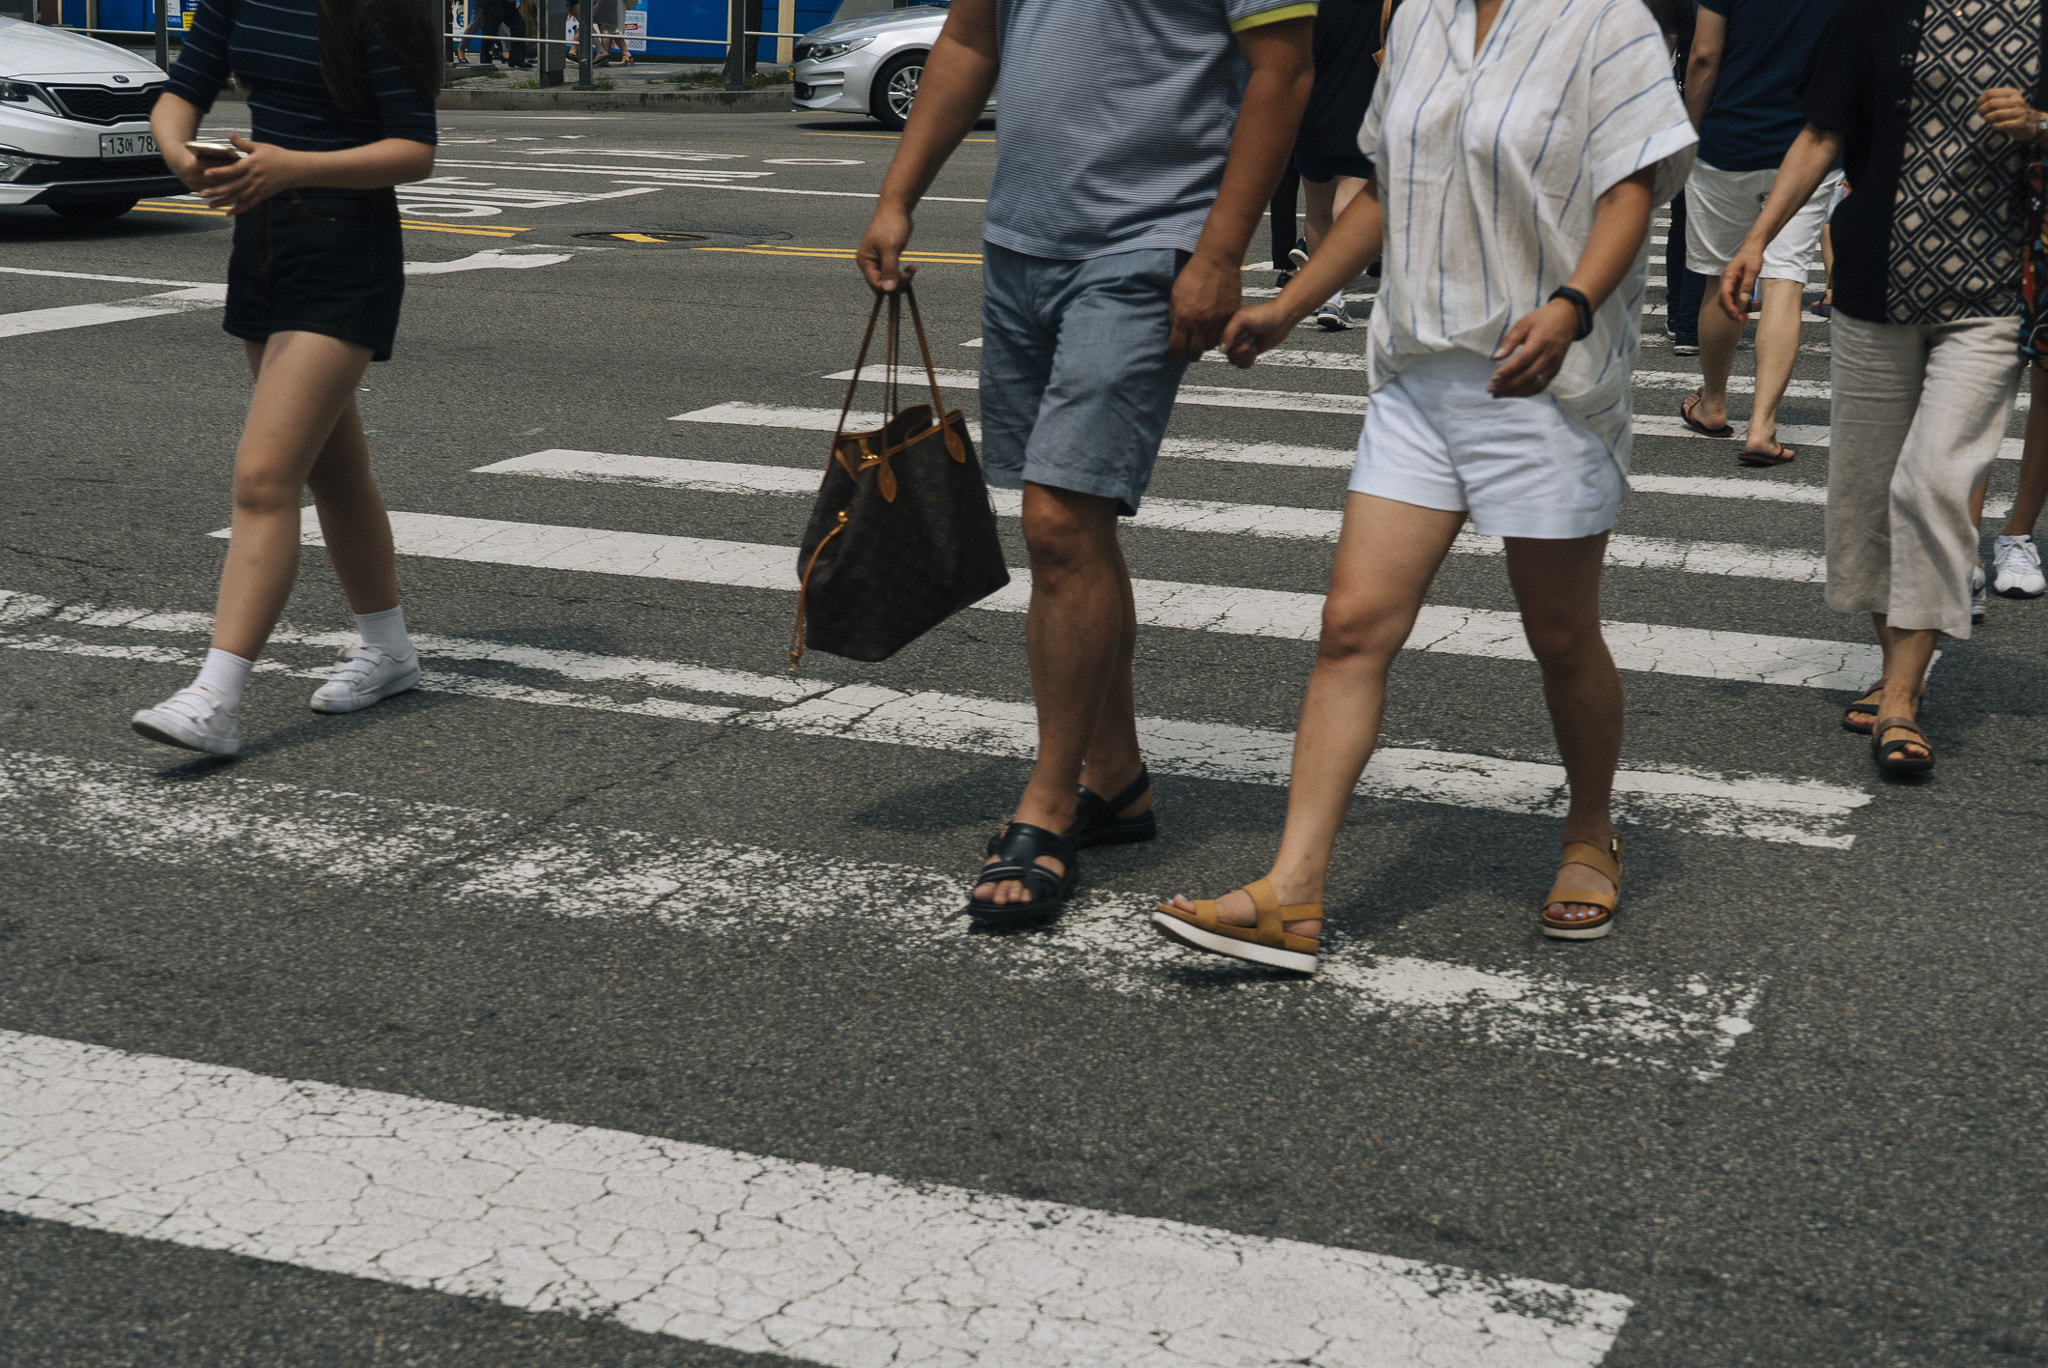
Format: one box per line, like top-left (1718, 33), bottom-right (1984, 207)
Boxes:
top-left (164, 0), bottom-right (437, 151)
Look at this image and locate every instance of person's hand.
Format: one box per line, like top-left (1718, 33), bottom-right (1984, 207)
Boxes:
top-left (1978, 86), bottom-right (2042, 144)
top-left (1718, 239), bottom-right (1763, 323)
top-left (1489, 299), bottom-right (1578, 398)
top-left (164, 142), bottom-right (208, 195)
top-left (1219, 301), bottom-right (1293, 369)
top-left (197, 136), bottom-right (308, 215)
top-left (1169, 251), bottom-right (1241, 361)
top-left (856, 202), bottom-right (916, 293)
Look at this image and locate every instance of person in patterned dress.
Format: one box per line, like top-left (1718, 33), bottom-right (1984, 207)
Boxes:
top-left (1721, 0), bottom-right (2045, 773)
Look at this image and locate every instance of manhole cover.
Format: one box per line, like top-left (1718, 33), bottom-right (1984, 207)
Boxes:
top-left (574, 231), bottom-right (706, 244)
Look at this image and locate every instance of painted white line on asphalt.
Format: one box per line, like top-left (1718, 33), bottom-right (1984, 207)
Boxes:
top-left (403, 249), bottom-right (574, 275)
top-left (0, 752), bottom-right (1769, 1077)
top-left (428, 158), bottom-right (988, 203)
top-left (0, 265), bottom-right (210, 288)
top-left (669, 401), bottom-right (1356, 469)
top-left (482, 449), bottom-right (1828, 581)
top-left (240, 510), bottom-right (1880, 689)
top-left (1198, 346), bottom-right (1372, 372)
top-left (0, 1032), bottom-right (1633, 1365)
top-left (0, 284), bottom-right (227, 339)
top-left (0, 591), bottom-right (1872, 848)
top-left (826, 366), bottom-right (1374, 415)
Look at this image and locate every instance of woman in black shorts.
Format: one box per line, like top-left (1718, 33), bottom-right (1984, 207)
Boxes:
top-left (134, 0), bottom-right (438, 757)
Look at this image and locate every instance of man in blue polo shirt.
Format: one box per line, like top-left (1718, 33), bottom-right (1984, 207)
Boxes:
top-left (1677, 0), bottom-right (1842, 466)
top-left (856, 0), bottom-right (1315, 925)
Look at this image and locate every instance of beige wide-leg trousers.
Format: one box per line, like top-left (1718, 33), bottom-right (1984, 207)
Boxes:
top-left (1827, 312), bottom-right (2025, 640)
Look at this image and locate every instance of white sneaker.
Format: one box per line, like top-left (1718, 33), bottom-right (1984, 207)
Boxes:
top-left (1314, 298), bottom-right (1357, 331)
top-left (131, 685), bottom-right (240, 756)
top-left (1971, 563), bottom-right (1988, 625)
top-left (310, 644), bottom-right (422, 713)
top-left (1992, 534), bottom-right (2046, 598)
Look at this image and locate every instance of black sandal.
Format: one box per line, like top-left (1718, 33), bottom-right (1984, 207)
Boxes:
top-left (1074, 766), bottom-right (1157, 849)
top-left (966, 823), bottom-right (1078, 925)
top-left (1841, 683), bottom-right (1884, 735)
top-left (1871, 715), bottom-right (1935, 774)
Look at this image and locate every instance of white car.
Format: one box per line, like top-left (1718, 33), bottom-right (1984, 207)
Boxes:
top-left (792, 1), bottom-right (992, 133)
top-left (0, 16), bottom-right (184, 220)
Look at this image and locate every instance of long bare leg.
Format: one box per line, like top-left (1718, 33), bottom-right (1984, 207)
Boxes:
top-left (1164, 494), bottom-right (1466, 938)
top-left (210, 332), bottom-right (375, 661)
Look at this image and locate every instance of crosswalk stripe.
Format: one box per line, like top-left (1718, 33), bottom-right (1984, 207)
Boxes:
top-left (0, 591), bottom-right (1873, 848)
top-left (480, 449), bottom-right (1828, 581)
top-left (216, 511), bottom-right (1887, 690)
top-left (0, 750), bottom-right (1769, 1075)
top-left (0, 284), bottom-right (227, 339)
top-left (825, 366), bottom-right (1375, 415)
top-left (0, 1026), bottom-right (1636, 1366)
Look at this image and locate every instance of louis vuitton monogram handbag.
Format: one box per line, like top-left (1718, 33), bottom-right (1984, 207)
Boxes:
top-left (790, 285), bottom-right (1010, 667)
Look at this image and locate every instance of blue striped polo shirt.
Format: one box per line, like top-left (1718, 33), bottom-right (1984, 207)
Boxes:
top-left (983, 0), bottom-right (1317, 260)
top-left (163, 0), bottom-right (437, 152)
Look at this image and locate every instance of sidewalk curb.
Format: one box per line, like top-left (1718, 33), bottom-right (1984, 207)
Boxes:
top-left (209, 86), bottom-right (791, 114)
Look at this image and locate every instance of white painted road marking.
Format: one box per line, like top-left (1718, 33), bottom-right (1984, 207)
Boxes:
top-left (482, 449), bottom-right (1829, 581)
top-left (217, 509), bottom-right (1886, 690)
top-left (826, 365), bottom-right (1376, 415)
top-left (0, 590), bottom-right (1873, 847)
top-left (0, 284), bottom-right (227, 339)
top-left (403, 249), bottom-right (575, 275)
top-left (0, 1030), bottom-right (1634, 1366)
top-left (0, 751), bottom-right (1766, 1075)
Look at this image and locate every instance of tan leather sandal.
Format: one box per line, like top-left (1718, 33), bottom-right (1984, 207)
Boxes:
top-left (1540, 837), bottom-right (1621, 941)
top-left (1151, 879), bottom-right (1320, 974)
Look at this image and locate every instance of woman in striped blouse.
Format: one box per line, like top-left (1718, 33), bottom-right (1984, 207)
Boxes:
top-left (132, 0), bottom-right (439, 758)
top-left (1153, 0), bottom-right (1695, 971)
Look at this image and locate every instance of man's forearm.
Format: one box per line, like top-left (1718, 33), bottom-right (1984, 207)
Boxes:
top-left (1190, 24), bottom-right (1315, 266)
top-left (1684, 60), bottom-right (1718, 131)
top-left (1746, 125), bottom-right (1843, 249)
top-left (873, 31), bottom-right (998, 212)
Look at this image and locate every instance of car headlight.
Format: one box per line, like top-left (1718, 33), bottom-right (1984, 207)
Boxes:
top-left (806, 35), bottom-right (873, 60)
top-left (0, 151), bottom-right (60, 183)
top-left (0, 80), bottom-right (59, 115)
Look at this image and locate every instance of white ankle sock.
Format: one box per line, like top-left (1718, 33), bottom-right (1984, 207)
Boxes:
top-left (356, 605), bottom-right (413, 658)
top-left (193, 648), bottom-right (253, 711)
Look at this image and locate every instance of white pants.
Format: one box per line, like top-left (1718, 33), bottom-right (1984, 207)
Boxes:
top-left (1349, 351), bottom-right (1624, 539)
top-left (1685, 159), bottom-right (1842, 282)
top-left (1827, 312), bottom-right (2024, 638)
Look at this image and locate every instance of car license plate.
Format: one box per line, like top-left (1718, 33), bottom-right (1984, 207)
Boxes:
top-left (99, 131), bottom-right (157, 159)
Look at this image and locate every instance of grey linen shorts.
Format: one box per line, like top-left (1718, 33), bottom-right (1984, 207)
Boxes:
top-left (977, 242), bottom-right (1190, 516)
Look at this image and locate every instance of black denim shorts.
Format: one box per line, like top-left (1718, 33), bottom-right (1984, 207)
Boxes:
top-left (223, 188), bottom-right (405, 362)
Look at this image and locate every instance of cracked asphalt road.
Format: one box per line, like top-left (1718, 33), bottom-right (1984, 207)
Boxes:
top-left (2, 107), bottom-right (2047, 1367)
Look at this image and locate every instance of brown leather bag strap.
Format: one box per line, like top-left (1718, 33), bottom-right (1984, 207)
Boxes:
top-left (903, 283), bottom-right (950, 421)
top-left (834, 291), bottom-right (886, 449)
top-left (1374, 0), bottom-right (1393, 66)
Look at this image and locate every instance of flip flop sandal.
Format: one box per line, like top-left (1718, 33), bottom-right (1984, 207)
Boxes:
top-left (1871, 716), bottom-right (1935, 774)
top-left (1841, 683), bottom-right (1885, 734)
top-left (1680, 391), bottom-right (1736, 438)
top-left (1738, 443), bottom-right (1796, 467)
top-left (1540, 837), bottom-right (1621, 940)
top-left (966, 822), bottom-right (1078, 926)
top-left (1074, 766), bottom-right (1157, 849)
top-left (1151, 879), bottom-right (1320, 973)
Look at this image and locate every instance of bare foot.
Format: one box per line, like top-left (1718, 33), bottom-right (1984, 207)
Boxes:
top-left (1164, 883), bottom-right (1322, 940)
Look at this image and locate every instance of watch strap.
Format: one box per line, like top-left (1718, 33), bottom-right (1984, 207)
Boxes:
top-left (1549, 285), bottom-right (1594, 341)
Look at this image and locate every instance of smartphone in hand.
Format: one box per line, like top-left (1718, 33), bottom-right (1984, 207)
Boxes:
top-left (184, 141), bottom-right (241, 166)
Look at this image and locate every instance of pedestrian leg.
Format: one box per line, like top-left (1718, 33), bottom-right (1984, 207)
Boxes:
top-left (1989, 363), bottom-right (2048, 596)
top-left (1504, 533), bottom-right (1623, 926)
top-left (1740, 276), bottom-right (1805, 460)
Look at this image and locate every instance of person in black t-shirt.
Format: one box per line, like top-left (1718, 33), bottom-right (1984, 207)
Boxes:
top-left (1287, 0), bottom-right (1387, 330)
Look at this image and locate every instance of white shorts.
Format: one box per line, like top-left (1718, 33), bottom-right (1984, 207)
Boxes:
top-left (1348, 350), bottom-right (1624, 540)
top-left (1685, 159), bottom-right (1843, 281)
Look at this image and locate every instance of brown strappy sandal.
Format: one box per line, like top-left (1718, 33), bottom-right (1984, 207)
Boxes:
top-left (1151, 879), bottom-right (1320, 974)
top-left (1870, 715), bottom-right (1935, 774)
top-left (1540, 837), bottom-right (1622, 941)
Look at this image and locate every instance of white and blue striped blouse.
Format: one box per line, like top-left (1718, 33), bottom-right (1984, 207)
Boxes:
top-left (1361, 0), bottom-right (1694, 472)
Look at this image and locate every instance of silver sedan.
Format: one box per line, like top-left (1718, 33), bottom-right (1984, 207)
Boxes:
top-left (791, 2), bottom-right (992, 132)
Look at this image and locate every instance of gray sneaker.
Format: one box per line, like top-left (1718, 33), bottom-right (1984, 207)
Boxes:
top-left (131, 684), bottom-right (240, 756)
top-left (1314, 298), bottom-right (1358, 331)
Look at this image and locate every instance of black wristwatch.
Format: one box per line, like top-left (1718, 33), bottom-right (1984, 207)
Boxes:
top-left (1549, 286), bottom-right (1594, 341)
